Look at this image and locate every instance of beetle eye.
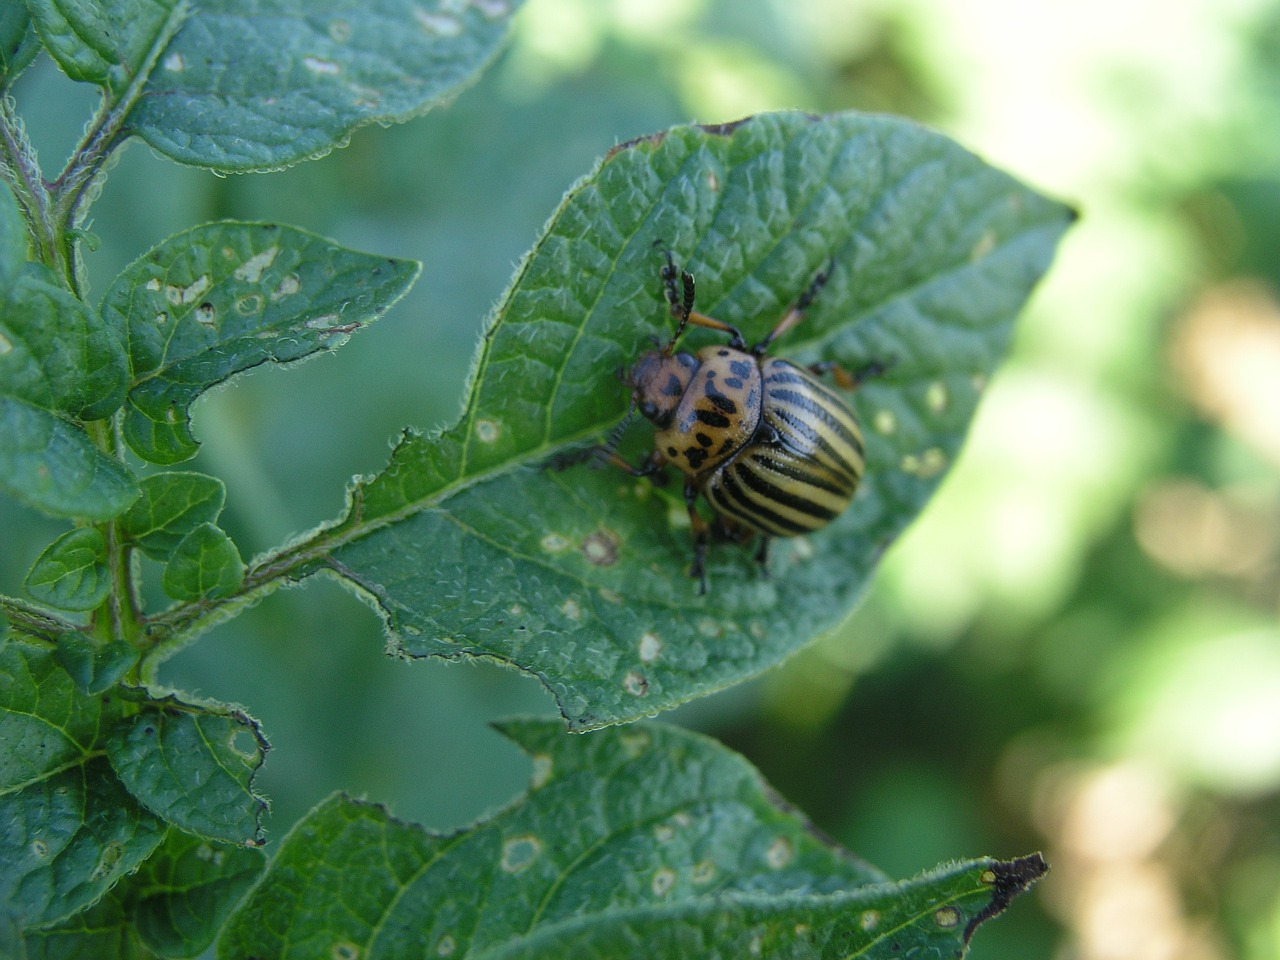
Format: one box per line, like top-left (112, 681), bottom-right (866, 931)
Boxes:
top-left (639, 401), bottom-right (659, 420)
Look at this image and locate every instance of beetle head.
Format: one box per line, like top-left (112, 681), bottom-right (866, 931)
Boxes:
top-left (626, 349), bottom-right (699, 428)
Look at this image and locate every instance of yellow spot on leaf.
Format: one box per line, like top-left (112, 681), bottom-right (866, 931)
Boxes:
top-left (926, 380), bottom-right (948, 413)
top-left (970, 229), bottom-right (997, 262)
top-left (529, 753), bottom-right (553, 789)
top-left (765, 836), bottom-right (793, 869)
top-left (623, 670), bottom-right (649, 697)
top-left (271, 274), bottom-right (301, 301)
top-left (692, 859), bottom-right (717, 884)
top-left (166, 274), bottom-right (211, 305)
top-left (303, 55), bottom-right (341, 75)
top-left (500, 835), bottom-right (541, 873)
top-left (416, 10), bottom-right (462, 35)
top-left (540, 533), bottom-right (569, 552)
top-left (234, 246), bottom-right (279, 284)
top-left (639, 631), bottom-right (662, 662)
top-left (651, 867), bottom-right (676, 896)
top-left (935, 906), bottom-right (961, 928)
top-left (619, 730), bottom-right (651, 757)
top-left (475, 419), bottom-right (500, 443)
top-left (471, 0), bottom-right (512, 18)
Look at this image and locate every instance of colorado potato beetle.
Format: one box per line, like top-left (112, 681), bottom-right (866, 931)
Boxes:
top-left (566, 250), bottom-right (884, 593)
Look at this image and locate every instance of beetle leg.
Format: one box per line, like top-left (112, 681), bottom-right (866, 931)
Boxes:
top-left (684, 478), bottom-right (710, 595)
top-left (753, 535), bottom-right (771, 573)
top-left (753, 257), bottom-right (835, 355)
top-left (549, 446), bottom-right (669, 486)
top-left (808, 357), bottom-right (893, 391)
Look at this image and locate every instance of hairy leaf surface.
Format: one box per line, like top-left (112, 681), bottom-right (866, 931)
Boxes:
top-left (0, 641), bottom-right (267, 930)
top-left (311, 112), bottom-right (1074, 728)
top-left (119, 471), bottom-right (227, 560)
top-left (161, 523), bottom-right (245, 601)
top-left (102, 221), bottom-right (419, 464)
top-left (218, 719), bottom-right (1043, 959)
top-left (0, 397), bottom-right (138, 519)
top-left (20, 829), bottom-right (265, 958)
top-left (0, 182), bottom-right (25, 286)
top-left (106, 700), bottom-right (268, 844)
top-left (25, 0), bottom-right (181, 92)
top-left (23, 528), bottom-right (109, 611)
top-left (126, 0), bottom-right (525, 171)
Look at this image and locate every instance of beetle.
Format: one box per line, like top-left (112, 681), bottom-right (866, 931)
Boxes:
top-left (564, 250), bottom-right (884, 593)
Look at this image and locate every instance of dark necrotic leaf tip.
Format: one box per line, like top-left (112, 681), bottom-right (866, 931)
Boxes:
top-left (963, 853), bottom-right (1049, 944)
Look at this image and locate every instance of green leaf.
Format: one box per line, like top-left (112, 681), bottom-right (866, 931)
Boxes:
top-left (0, 4), bottom-right (37, 87)
top-left (0, 396), bottom-right (139, 520)
top-left (25, 0), bottom-right (183, 92)
top-left (106, 697), bottom-right (268, 844)
top-left (20, 832), bottom-right (263, 959)
top-left (23, 529), bottom-right (109, 612)
top-left (54, 633), bottom-right (138, 695)
top-left (161, 523), bottom-right (244, 601)
top-left (101, 221), bottom-right (420, 464)
top-left (313, 111), bottom-right (1075, 729)
top-left (1, 263), bottom-right (128, 420)
top-left (133, 831), bottom-right (265, 957)
top-left (119, 471), bottom-right (226, 560)
top-left (0, 751), bottom-right (165, 928)
top-left (128, 0), bottom-right (525, 172)
top-left (218, 719), bottom-right (1044, 959)
top-left (16, 888), bottom-right (130, 959)
top-left (0, 638), bottom-right (119, 792)
top-left (0, 183), bottom-right (26, 291)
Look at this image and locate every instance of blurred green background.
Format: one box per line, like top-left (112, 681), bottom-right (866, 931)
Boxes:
top-left (5, 0), bottom-right (1280, 955)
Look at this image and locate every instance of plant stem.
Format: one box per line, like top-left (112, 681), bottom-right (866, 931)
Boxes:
top-left (0, 595), bottom-right (81, 643)
top-left (48, 0), bottom-right (193, 293)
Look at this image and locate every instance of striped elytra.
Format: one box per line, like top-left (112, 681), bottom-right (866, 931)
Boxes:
top-left (703, 358), bottom-right (865, 537)
top-left (560, 251), bottom-right (882, 592)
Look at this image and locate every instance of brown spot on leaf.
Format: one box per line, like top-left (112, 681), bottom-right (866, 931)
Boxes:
top-left (582, 528), bottom-right (620, 566)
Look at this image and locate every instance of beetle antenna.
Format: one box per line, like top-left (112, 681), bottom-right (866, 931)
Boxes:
top-left (660, 250), bottom-right (696, 356)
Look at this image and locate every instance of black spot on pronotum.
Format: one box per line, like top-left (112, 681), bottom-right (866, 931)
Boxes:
top-left (685, 447), bottom-right (710, 471)
top-left (963, 853), bottom-right (1049, 944)
top-left (705, 390), bottom-right (738, 415)
top-left (729, 359), bottom-right (752, 378)
top-left (695, 432), bottom-right (713, 448)
top-left (694, 408), bottom-right (731, 428)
